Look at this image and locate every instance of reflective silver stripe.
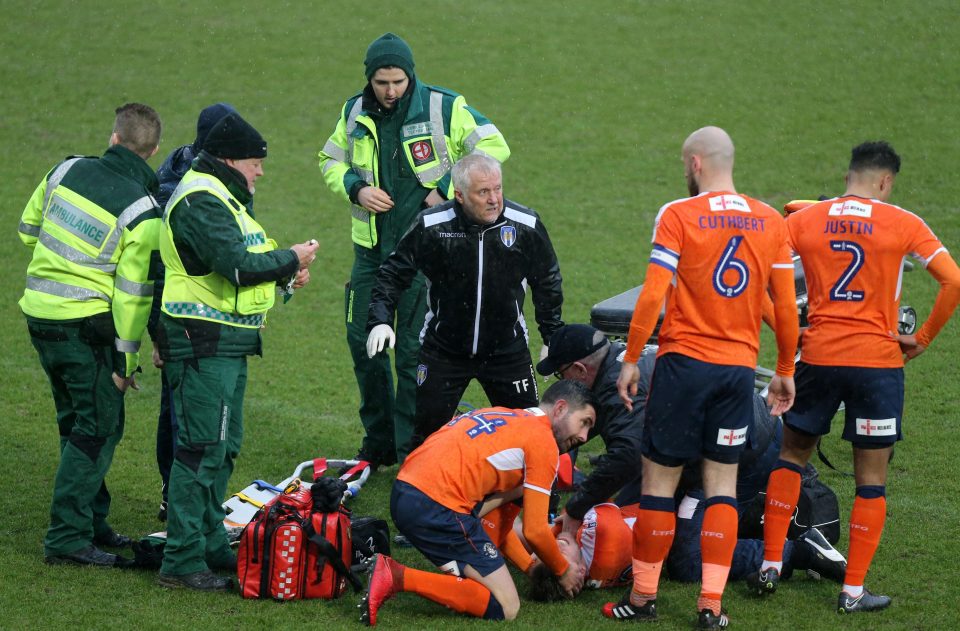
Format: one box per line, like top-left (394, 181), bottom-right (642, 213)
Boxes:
top-left (117, 196), bottom-right (158, 230)
top-left (85, 194), bottom-right (158, 267)
top-left (115, 275), bottom-right (153, 297)
top-left (464, 124), bottom-right (500, 154)
top-left (355, 167), bottom-right (374, 184)
top-left (115, 338), bottom-right (141, 353)
top-left (351, 205), bottom-right (371, 224)
top-left (42, 158), bottom-right (83, 212)
top-left (321, 160), bottom-right (339, 175)
top-left (427, 91), bottom-right (451, 181)
top-left (344, 99), bottom-right (365, 168)
top-left (322, 140), bottom-right (348, 163)
top-left (19, 221), bottom-right (41, 237)
top-left (38, 232), bottom-right (117, 273)
top-left (164, 301), bottom-right (265, 327)
top-left (26, 276), bottom-right (110, 303)
top-left (417, 163), bottom-right (448, 182)
top-left (165, 176), bottom-right (231, 221)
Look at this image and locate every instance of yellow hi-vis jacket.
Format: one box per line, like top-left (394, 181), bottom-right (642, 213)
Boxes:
top-left (160, 169), bottom-right (278, 329)
top-left (318, 81), bottom-right (509, 249)
top-left (19, 152), bottom-right (161, 377)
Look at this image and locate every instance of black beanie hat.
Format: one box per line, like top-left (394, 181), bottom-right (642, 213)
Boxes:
top-left (204, 113), bottom-right (267, 160)
top-left (193, 102), bottom-right (237, 151)
top-left (364, 32), bottom-right (415, 80)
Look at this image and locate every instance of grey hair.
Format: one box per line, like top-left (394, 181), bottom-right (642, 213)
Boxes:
top-left (451, 152), bottom-right (501, 193)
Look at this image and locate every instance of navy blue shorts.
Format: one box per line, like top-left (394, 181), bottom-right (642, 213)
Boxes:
top-left (784, 362), bottom-right (903, 446)
top-left (642, 353), bottom-right (755, 465)
top-left (390, 480), bottom-right (505, 577)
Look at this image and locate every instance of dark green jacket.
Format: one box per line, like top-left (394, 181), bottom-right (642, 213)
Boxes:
top-left (157, 152), bottom-right (298, 360)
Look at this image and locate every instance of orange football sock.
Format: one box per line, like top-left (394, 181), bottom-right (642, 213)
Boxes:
top-left (762, 462), bottom-right (803, 564)
top-left (844, 494), bottom-right (886, 587)
top-left (403, 567), bottom-right (492, 618)
top-left (698, 498), bottom-right (738, 613)
top-left (631, 497), bottom-right (676, 600)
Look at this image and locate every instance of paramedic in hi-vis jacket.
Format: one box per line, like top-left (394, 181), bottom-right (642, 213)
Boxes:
top-left (156, 112), bottom-right (319, 591)
top-left (318, 32), bottom-right (510, 468)
top-left (19, 103), bottom-right (163, 568)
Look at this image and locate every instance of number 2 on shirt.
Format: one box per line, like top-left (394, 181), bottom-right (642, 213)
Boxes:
top-left (829, 240), bottom-right (865, 301)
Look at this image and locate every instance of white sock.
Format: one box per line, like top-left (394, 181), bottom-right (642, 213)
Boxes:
top-left (760, 560), bottom-right (783, 573)
top-left (842, 584), bottom-right (864, 598)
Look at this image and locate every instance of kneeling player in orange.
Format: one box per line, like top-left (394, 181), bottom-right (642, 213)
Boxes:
top-left (359, 380), bottom-right (596, 625)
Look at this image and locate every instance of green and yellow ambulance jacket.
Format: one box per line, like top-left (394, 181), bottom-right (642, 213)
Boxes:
top-left (18, 145), bottom-right (162, 377)
top-left (158, 154), bottom-right (298, 361)
top-left (318, 77), bottom-right (510, 249)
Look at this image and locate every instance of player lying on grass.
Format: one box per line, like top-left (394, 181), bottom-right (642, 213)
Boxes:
top-left (479, 475), bottom-right (846, 602)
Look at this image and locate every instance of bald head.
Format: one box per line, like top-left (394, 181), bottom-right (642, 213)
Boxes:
top-left (683, 126), bottom-right (734, 168)
top-left (682, 126), bottom-right (736, 195)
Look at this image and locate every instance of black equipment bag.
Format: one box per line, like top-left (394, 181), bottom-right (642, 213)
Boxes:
top-left (739, 463), bottom-right (841, 544)
top-left (351, 516), bottom-right (390, 568)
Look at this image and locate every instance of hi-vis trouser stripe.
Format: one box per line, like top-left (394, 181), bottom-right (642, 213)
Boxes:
top-left (164, 301), bottom-right (265, 327)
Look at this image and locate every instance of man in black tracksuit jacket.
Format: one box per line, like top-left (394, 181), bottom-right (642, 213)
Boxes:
top-left (366, 153), bottom-right (563, 455)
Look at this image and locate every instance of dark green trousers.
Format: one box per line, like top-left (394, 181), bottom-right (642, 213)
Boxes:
top-left (346, 243), bottom-right (427, 464)
top-left (28, 315), bottom-right (124, 557)
top-left (160, 356), bottom-right (245, 576)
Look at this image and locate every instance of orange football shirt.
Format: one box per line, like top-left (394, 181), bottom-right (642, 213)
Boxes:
top-left (397, 407), bottom-right (559, 514)
top-left (647, 192), bottom-right (794, 368)
top-left (788, 196), bottom-right (946, 367)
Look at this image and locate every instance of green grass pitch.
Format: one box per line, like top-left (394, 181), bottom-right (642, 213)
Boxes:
top-left (1, 1), bottom-right (958, 629)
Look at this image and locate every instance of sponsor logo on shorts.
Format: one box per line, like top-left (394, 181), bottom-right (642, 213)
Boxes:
top-left (717, 427), bottom-right (748, 446)
top-left (855, 417), bottom-right (896, 436)
top-left (500, 225), bottom-right (516, 247)
top-left (482, 542), bottom-right (499, 559)
top-left (416, 364), bottom-right (428, 386)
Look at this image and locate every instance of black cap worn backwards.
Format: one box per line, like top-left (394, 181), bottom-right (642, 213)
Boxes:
top-left (536, 324), bottom-right (608, 376)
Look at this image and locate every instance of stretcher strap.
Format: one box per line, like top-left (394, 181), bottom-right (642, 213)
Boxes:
top-left (339, 461), bottom-right (370, 481)
top-left (233, 492), bottom-right (266, 508)
top-left (313, 458), bottom-right (328, 481)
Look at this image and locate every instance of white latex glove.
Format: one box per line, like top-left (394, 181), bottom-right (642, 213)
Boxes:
top-left (539, 344), bottom-right (550, 362)
top-left (366, 324), bottom-right (396, 358)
